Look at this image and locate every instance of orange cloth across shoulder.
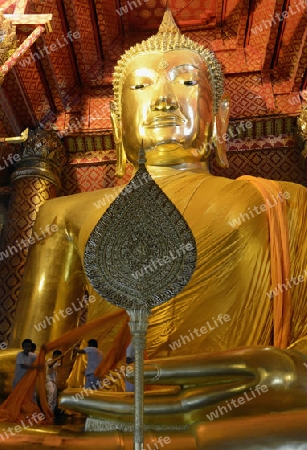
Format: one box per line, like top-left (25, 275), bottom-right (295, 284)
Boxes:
top-left (0, 175), bottom-right (294, 423)
top-left (239, 176), bottom-right (291, 349)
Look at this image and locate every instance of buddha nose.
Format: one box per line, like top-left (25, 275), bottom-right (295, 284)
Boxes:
top-left (151, 77), bottom-right (179, 112)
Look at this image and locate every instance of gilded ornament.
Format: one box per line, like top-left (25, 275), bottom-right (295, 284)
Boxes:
top-left (157, 58), bottom-right (169, 69)
top-left (0, 11), bottom-right (17, 66)
top-left (84, 149), bottom-right (196, 448)
top-left (11, 127), bottom-right (65, 190)
top-left (84, 152), bottom-right (197, 311)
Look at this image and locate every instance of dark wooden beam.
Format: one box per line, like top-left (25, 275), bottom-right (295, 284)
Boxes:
top-left (56, 0), bottom-right (81, 87)
top-left (8, 68), bottom-right (37, 129)
top-left (0, 87), bottom-right (21, 135)
top-left (89, 0), bottom-right (104, 61)
top-left (32, 43), bottom-right (57, 114)
top-left (34, 35), bottom-right (64, 112)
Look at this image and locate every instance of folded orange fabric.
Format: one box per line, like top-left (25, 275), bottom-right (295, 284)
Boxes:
top-left (0, 308), bottom-right (128, 423)
top-left (239, 176), bottom-right (291, 349)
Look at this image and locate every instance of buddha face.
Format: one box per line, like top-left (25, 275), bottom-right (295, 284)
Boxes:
top-left (120, 49), bottom-right (213, 166)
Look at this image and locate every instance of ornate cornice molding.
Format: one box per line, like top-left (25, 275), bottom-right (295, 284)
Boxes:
top-left (0, 11), bottom-right (17, 66)
top-left (11, 127), bottom-right (65, 190)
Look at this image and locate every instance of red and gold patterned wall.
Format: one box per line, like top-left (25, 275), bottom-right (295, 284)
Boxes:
top-left (0, 0), bottom-right (306, 341)
top-left (58, 116), bottom-right (306, 199)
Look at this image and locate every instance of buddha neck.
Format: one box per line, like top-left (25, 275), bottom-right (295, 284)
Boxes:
top-left (145, 161), bottom-right (210, 179)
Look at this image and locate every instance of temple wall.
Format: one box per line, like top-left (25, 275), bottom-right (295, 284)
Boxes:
top-left (0, 115), bottom-right (305, 342)
top-left (58, 116), bottom-right (306, 197)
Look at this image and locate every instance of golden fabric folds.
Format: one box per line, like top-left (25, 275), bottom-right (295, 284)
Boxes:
top-left (84, 170), bottom-right (307, 359)
top-left (4, 170), bottom-right (307, 421)
top-left (29, 171), bottom-right (307, 358)
top-left (239, 176), bottom-right (291, 348)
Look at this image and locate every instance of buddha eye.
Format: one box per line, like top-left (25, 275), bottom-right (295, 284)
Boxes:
top-left (130, 84), bottom-right (150, 90)
top-left (183, 80), bottom-right (198, 86)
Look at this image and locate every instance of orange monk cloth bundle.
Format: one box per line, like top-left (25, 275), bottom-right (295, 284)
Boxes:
top-left (0, 308), bottom-right (130, 424)
top-left (239, 176), bottom-right (291, 349)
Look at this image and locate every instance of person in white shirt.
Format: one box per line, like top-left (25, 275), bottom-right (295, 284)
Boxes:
top-left (125, 342), bottom-right (135, 392)
top-left (13, 338), bottom-right (37, 388)
top-left (74, 339), bottom-right (103, 389)
top-left (46, 350), bottom-right (62, 412)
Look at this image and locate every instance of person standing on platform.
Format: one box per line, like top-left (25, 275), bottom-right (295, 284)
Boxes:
top-left (12, 338), bottom-right (37, 388)
top-left (74, 339), bottom-right (103, 389)
top-left (46, 350), bottom-right (62, 412)
top-left (125, 342), bottom-right (135, 392)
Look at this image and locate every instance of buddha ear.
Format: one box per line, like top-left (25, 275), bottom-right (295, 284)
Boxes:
top-left (215, 93), bottom-right (230, 168)
top-left (110, 102), bottom-right (126, 177)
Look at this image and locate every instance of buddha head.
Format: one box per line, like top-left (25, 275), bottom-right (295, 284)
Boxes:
top-left (111, 10), bottom-right (230, 175)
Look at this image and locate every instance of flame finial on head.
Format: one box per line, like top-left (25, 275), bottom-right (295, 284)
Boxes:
top-left (158, 9), bottom-right (180, 34)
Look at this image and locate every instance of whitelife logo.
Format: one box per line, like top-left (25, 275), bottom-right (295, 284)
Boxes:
top-left (18, 31), bottom-right (81, 68)
top-left (131, 243), bottom-right (194, 281)
top-left (34, 294), bottom-right (96, 332)
top-left (0, 153), bottom-right (21, 170)
top-left (267, 268), bottom-right (307, 299)
top-left (0, 412), bottom-right (45, 441)
top-left (206, 384), bottom-right (268, 421)
top-left (72, 364), bottom-right (132, 401)
top-left (228, 191), bottom-right (290, 228)
top-left (93, 173), bottom-right (151, 209)
top-left (250, 0), bottom-right (307, 35)
top-left (0, 224), bottom-right (58, 261)
top-left (169, 314), bottom-right (231, 351)
top-left (116, 0), bottom-right (150, 16)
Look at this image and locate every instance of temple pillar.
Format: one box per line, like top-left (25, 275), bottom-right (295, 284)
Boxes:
top-left (0, 127), bottom-right (65, 343)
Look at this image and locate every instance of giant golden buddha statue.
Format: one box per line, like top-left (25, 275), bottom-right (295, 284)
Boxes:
top-left (2, 9), bottom-right (307, 450)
